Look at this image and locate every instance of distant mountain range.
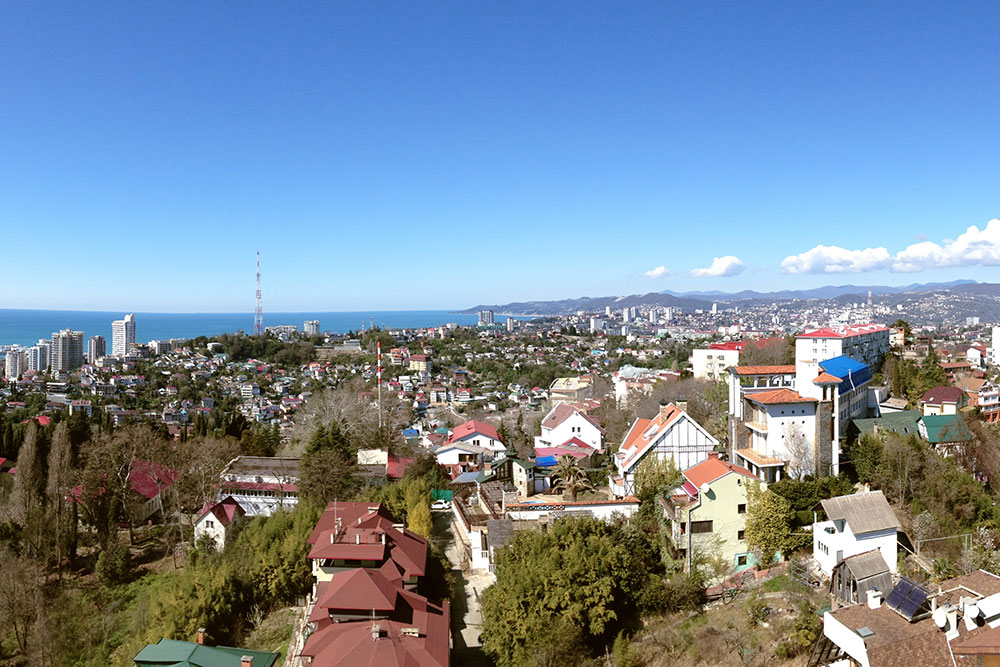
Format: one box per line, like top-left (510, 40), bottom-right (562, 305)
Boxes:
top-left (460, 280), bottom-right (991, 316)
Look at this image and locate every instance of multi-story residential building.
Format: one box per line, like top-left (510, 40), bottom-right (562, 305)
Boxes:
top-left (111, 313), bottom-right (136, 357)
top-left (610, 402), bottom-right (719, 497)
top-left (302, 502), bottom-right (447, 667)
top-left (50, 329), bottom-right (84, 372)
top-left (690, 345), bottom-right (740, 381)
top-left (795, 323), bottom-right (889, 371)
top-left (28, 340), bottom-right (50, 372)
top-left (728, 355), bottom-right (873, 480)
top-left (303, 319), bottom-right (320, 335)
top-left (149, 339), bottom-right (171, 355)
top-left (87, 335), bottom-right (106, 363)
top-left (478, 309), bottom-right (494, 326)
top-left (661, 453), bottom-right (759, 573)
top-left (4, 348), bottom-right (26, 380)
top-left (979, 382), bottom-right (1000, 422)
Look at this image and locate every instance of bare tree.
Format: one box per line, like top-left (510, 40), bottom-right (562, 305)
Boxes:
top-left (783, 421), bottom-right (814, 479)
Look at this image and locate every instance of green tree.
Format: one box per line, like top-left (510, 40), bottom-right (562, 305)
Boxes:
top-left (744, 482), bottom-right (792, 566)
top-left (551, 456), bottom-right (594, 501)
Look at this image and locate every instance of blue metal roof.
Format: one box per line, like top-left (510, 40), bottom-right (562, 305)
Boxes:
top-left (534, 456), bottom-right (558, 467)
top-left (819, 355), bottom-right (872, 396)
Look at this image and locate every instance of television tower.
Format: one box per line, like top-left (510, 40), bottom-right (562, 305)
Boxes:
top-left (254, 250), bottom-right (263, 336)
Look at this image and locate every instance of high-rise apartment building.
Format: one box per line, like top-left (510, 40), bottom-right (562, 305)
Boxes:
top-left (5, 348), bottom-right (26, 379)
top-left (478, 310), bottom-right (494, 326)
top-left (50, 329), bottom-right (84, 372)
top-left (112, 313), bottom-right (136, 357)
top-left (303, 320), bottom-right (320, 336)
top-left (88, 335), bottom-right (106, 363)
top-left (28, 340), bottom-right (50, 372)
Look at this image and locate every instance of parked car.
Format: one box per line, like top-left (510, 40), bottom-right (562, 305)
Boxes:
top-left (431, 499), bottom-right (451, 510)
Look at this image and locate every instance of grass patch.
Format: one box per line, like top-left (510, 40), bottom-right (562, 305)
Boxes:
top-left (244, 607), bottom-right (297, 662)
top-left (762, 574), bottom-right (809, 594)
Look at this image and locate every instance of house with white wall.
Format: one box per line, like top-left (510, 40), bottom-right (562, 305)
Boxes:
top-left (813, 490), bottom-right (900, 577)
top-left (535, 403), bottom-right (604, 452)
top-left (443, 419), bottom-right (506, 457)
top-left (193, 496), bottom-right (245, 550)
top-left (610, 402), bottom-right (718, 497)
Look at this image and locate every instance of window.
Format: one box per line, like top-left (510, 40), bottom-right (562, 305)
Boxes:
top-left (206, 520), bottom-right (214, 529)
top-left (738, 529), bottom-right (745, 540)
top-left (736, 554), bottom-right (748, 567)
top-left (738, 503), bottom-right (746, 514)
top-left (691, 520), bottom-right (714, 534)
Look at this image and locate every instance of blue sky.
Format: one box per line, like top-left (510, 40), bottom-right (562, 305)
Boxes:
top-left (3, 2), bottom-right (1000, 311)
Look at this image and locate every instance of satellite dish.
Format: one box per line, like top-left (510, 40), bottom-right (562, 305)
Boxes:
top-left (933, 607), bottom-right (948, 629)
top-left (700, 482), bottom-right (711, 495)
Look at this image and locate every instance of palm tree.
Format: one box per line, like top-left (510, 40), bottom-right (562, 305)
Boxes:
top-left (551, 455), bottom-right (593, 501)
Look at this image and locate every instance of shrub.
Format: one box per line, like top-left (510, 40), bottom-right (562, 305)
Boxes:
top-left (96, 544), bottom-right (131, 586)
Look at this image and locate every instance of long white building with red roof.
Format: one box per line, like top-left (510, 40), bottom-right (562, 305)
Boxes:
top-left (610, 402), bottom-right (718, 498)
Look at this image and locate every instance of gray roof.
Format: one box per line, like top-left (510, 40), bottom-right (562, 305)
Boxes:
top-left (842, 549), bottom-right (891, 581)
top-left (821, 490), bottom-right (901, 535)
top-left (486, 518), bottom-right (515, 549)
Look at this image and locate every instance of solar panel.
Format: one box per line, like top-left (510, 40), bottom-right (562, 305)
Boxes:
top-left (899, 584), bottom-right (929, 619)
top-left (886, 579), bottom-right (913, 610)
top-left (886, 578), bottom-right (930, 620)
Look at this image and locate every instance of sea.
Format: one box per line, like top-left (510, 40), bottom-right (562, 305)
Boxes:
top-left (0, 309), bottom-right (527, 347)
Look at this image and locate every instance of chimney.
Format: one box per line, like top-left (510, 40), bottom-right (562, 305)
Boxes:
top-left (659, 400), bottom-right (671, 422)
top-left (371, 623), bottom-right (382, 641)
top-left (241, 657), bottom-right (253, 667)
top-left (381, 532), bottom-right (386, 545)
top-left (356, 533), bottom-right (360, 544)
top-left (867, 589), bottom-right (882, 609)
top-left (197, 628), bottom-right (206, 645)
top-left (484, 461), bottom-right (492, 474)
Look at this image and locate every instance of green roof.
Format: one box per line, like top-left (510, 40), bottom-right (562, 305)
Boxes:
top-left (920, 414), bottom-right (972, 444)
top-left (852, 410), bottom-right (921, 438)
top-left (133, 639), bottom-right (279, 667)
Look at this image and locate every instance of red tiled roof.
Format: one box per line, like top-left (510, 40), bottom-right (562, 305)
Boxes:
top-left (745, 388), bottom-right (816, 405)
top-left (813, 372), bottom-right (842, 384)
top-left (797, 324), bottom-right (888, 339)
top-left (683, 454), bottom-right (756, 489)
top-left (309, 568), bottom-right (399, 622)
top-left (730, 365), bottom-right (796, 375)
top-left (445, 419), bottom-right (501, 445)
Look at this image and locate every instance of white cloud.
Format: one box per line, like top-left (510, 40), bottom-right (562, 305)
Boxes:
top-left (781, 219), bottom-right (1000, 274)
top-left (691, 256), bottom-right (746, 278)
top-left (780, 245), bottom-right (892, 274)
top-left (644, 265), bottom-right (671, 278)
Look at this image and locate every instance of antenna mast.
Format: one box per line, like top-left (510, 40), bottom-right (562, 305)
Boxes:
top-left (254, 250), bottom-right (263, 336)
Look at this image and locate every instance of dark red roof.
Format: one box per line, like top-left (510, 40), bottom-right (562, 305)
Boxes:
top-left (921, 385), bottom-right (965, 405)
top-left (129, 459), bottom-right (179, 500)
top-left (196, 496), bottom-right (246, 526)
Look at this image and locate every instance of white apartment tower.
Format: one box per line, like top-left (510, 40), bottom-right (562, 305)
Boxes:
top-left (112, 313), bottom-right (136, 357)
top-left (5, 348), bottom-right (26, 380)
top-left (478, 310), bottom-right (495, 326)
top-left (303, 320), bottom-right (320, 336)
top-left (51, 329), bottom-right (84, 372)
top-left (28, 340), bottom-right (50, 372)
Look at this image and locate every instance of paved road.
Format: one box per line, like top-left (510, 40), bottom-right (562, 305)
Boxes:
top-left (433, 510), bottom-right (493, 666)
